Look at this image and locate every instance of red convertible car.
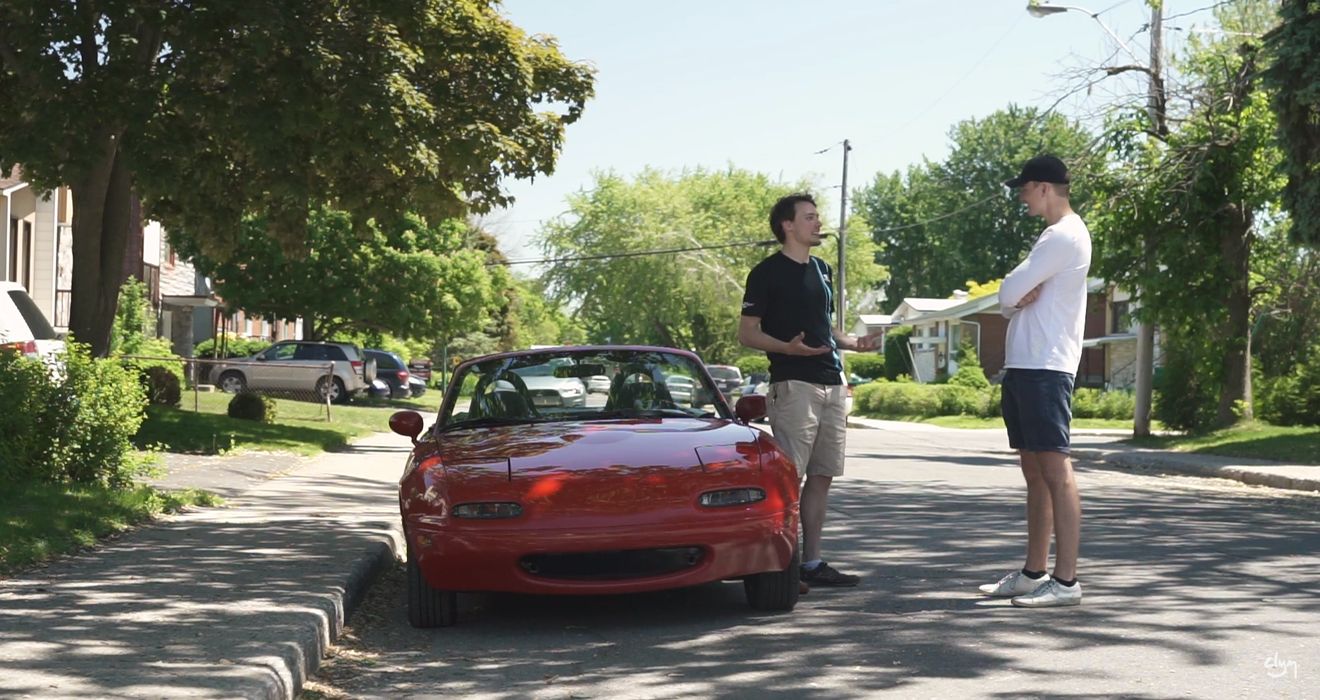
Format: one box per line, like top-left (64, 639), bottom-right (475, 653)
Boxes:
top-left (389, 346), bottom-right (801, 627)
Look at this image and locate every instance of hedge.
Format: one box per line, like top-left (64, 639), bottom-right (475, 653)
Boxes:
top-left (854, 380), bottom-right (1136, 421)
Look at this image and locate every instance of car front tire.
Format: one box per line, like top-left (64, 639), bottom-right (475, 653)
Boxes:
top-left (407, 551), bottom-right (457, 628)
top-left (744, 545), bottom-right (800, 612)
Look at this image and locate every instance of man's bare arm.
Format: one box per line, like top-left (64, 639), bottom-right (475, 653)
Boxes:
top-left (739, 316), bottom-right (830, 356)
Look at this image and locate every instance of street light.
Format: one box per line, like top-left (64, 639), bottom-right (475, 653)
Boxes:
top-left (1025, 2), bottom-right (1143, 62)
top-left (1026, 0), bottom-right (1165, 438)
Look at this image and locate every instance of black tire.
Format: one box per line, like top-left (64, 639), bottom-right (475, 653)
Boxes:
top-left (317, 376), bottom-right (349, 404)
top-left (218, 371), bottom-right (246, 394)
top-left (744, 545), bottom-right (800, 611)
top-left (407, 551), bottom-right (457, 628)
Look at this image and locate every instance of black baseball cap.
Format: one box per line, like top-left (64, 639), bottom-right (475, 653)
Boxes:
top-left (1004, 154), bottom-right (1070, 188)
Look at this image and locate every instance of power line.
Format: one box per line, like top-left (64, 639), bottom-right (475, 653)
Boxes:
top-left (494, 238), bottom-right (778, 267)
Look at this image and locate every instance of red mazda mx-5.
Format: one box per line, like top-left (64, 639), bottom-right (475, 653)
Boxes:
top-left (388, 345), bottom-right (801, 627)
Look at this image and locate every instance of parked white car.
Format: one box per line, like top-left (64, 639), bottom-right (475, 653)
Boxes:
top-left (212, 340), bottom-right (377, 404)
top-left (511, 363), bottom-right (587, 408)
top-left (0, 282), bottom-right (64, 363)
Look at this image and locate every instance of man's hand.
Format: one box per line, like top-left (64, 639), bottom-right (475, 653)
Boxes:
top-left (1016, 283), bottom-right (1044, 308)
top-left (785, 332), bottom-right (831, 356)
top-left (852, 331), bottom-right (884, 352)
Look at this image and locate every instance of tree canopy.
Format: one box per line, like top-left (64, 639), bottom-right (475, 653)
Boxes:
top-left (854, 106), bottom-right (1095, 308)
top-left (0, 0), bottom-right (594, 354)
top-left (539, 167), bottom-right (886, 363)
top-left (174, 210), bottom-right (497, 343)
top-left (1262, 0), bottom-right (1320, 246)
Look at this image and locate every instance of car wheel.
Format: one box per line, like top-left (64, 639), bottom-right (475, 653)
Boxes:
top-left (407, 551), bottom-right (457, 628)
top-left (317, 376), bottom-right (349, 404)
top-left (744, 544), bottom-right (800, 612)
top-left (218, 371), bottom-right (246, 394)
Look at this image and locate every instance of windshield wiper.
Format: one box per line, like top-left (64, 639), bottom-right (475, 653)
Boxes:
top-left (591, 408), bottom-right (701, 420)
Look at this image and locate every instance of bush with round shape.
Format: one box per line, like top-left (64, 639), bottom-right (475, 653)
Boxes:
top-left (228, 391), bottom-right (277, 423)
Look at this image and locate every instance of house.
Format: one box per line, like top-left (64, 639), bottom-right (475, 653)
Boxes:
top-left (884, 281), bottom-right (1153, 389)
top-left (1, 165), bottom-right (72, 330)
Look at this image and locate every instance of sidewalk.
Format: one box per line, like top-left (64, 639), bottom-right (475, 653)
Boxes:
top-left (0, 433), bottom-right (409, 700)
top-left (847, 415), bottom-right (1320, 494)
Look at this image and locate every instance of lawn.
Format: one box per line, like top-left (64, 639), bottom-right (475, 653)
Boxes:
top-left (0, 481), bottom-right (220, 576)
top-left (864, 414), bottom-right (1143, 431)
top-left (135, 390), bottom-right (449, 455)
top-left (1128, 421), bottom-right (1320, 465)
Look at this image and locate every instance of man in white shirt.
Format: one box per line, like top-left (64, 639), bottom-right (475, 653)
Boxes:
top-left (979, 154), bottom-right (1092, 608)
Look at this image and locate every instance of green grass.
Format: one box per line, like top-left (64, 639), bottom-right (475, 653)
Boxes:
top-left (136, 391), bottom-right (448, 455)
top-left (1127, 421), bottom-right (1320, 465)
top-left (0, 481), bottom-right (221, 576)
top-left (859, 414), bottom-right (1146, 431)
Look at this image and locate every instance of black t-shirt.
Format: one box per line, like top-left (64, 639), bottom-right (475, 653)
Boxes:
top-left (741, 252), bottom-right (842, 385)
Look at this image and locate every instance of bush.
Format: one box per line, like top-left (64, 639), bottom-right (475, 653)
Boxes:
top-left (981, 384), bottom-right (1003, 418)
top-left (196, 335), bottom-right (272, 359)
top-left (228, 391), bottom-right (277, 423)
top-left (883, 326), bottom-right (914, 380)
top-left (140, 365), bottom-right (182, 406)
top-left (950, 342), bottom-right (990, 389)
top-left (936, 384), bottom-right (987, 415)
top-left (859, 381), bottom-right (942, 418)
top-left (1257, 344), bottom-right (1320, 426)
top-left (0, 343), bottom-right (149, 487)
top-left (1071, 388), bottom-right (1135, 420)
top-left (735, 354), bottom-right (770, 377)
top-left (846, 352), bottom-right (885, 380)
top-left (1153, 344), bottom-right (1218, 431)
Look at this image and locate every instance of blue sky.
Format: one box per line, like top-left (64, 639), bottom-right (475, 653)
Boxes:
top-left (485, 0), bottom-right (1222, 262)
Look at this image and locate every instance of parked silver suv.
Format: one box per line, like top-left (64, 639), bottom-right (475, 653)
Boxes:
top-left (213, 340), bottom-right (377, 404)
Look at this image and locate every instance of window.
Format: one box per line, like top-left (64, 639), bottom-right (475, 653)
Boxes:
top-left (1111, 301), bottom-right (1132, 334)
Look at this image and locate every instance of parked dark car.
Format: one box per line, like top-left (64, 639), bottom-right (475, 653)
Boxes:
top-left (364, 349), bottom-right (412, 399)
top-left (705, 364), bottom-right (743, 397)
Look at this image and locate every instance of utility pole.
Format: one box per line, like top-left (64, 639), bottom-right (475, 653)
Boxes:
top-left (1132, 3), bottom-right (1165, 437)
top-left (836, 139), bottom-right (851, 332)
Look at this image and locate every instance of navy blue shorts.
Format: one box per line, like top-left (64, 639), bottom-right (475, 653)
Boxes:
top-left (1001, 369), bottom-right (1075, 454)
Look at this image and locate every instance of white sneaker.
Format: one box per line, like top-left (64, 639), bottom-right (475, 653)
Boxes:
top-left (1011, 579), bottom-right (1082, 607)
top-left (978, 570), bottom-right (1049, 597)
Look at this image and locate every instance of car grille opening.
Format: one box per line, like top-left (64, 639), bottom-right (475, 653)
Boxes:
top-left (519, 547), bottom-right (704, 580)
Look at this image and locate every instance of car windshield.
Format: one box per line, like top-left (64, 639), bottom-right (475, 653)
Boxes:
top-left (706, 366), bottom-right (740, 380)
top-left (439, 349), bottom-right (731, 429)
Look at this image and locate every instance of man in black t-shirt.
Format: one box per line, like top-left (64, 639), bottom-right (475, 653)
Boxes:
top-left (738, 193), bottom-right (881, 588)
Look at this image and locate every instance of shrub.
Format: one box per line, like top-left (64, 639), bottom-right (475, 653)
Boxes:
top-left (937, 384), bottom-right (987, 416)
top-left (735, 354), bottom-right (770, 377)
top-left (1257, 344), bottom-right (1320, 426)
top-left (981, 384), bottom-right (1004, 418)
top-left (846, 353), bottom-right (885, 380)
top-left (1153, 344), bottom-right (1217, 431)
top-left (859, 382), bottom-right (942, 418)
top-left (196, 335), bottom-right (272, 359)
top-left (1070, 388), bottom-right (1136, 420)
top-left (950, 342), bottom-right (990, 389)
top-left (0, 343), bottom-right (149, 486)
top-left (228, 391), bottom-right (277, 423)
top-left (883, 326), bottom-right (914, 380)
top-left (140, 365), bottom-right (182, 406)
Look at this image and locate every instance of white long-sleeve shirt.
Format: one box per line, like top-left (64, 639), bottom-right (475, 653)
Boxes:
top-left (998, 213), bottom-right (1092, 375)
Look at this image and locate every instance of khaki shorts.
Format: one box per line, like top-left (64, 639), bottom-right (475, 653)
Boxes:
top-left (767, 380), bottom-right (847, 478)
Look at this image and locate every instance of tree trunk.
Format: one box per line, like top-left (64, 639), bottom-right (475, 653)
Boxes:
top-left (1216, 204), bottom-right (1253, 427)
top-left (68, 135), bottom-right (133, 357)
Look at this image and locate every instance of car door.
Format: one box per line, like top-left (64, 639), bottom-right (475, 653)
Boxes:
top-left (248, 342), bottom-right (296, 390)
top-left (292, 343), bottom-right (334, 393)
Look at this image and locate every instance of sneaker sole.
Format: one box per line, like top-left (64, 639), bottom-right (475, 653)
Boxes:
top-left (1010, 596), bottom-right (1081, 608)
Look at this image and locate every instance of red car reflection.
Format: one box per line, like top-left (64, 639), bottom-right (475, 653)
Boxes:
top-left (390, 346), bottom-right (801, 627)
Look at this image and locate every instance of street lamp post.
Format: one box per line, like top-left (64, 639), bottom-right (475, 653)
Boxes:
top-left (836, 139), bottom-right (851, 332)
top-left (1027, 0), bottom-right (1165, 437)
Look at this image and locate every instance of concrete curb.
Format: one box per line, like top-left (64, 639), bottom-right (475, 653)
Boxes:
top-left (1071, 448), bottom-right (1320, 494)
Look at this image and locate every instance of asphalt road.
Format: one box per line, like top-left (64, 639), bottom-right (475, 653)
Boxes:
top-left (303, 424), bottom-right (1320, 700)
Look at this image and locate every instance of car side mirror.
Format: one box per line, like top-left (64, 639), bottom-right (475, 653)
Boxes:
top-left (734, 395), bottom-right (767, 424)
top-left (390, 410), bottom-right (425, 442)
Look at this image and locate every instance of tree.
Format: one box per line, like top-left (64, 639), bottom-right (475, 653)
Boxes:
top-left (174, 209), bottom-right (498, 343)
top-left (539, 167), bottom-right (886, 363)
top-left (854, 106), bottom-right (1094, 307)
top-left (0, 1), bottom-right (594, 355)
top-left (1092, 1), bottom-right (1287, 428)
top-left (1262, 0), bottom-right (1320, 246)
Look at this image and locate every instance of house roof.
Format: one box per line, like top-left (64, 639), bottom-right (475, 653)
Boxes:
top-left (897, 278), bottom-right (1112, 325)
top-left (858, 314), bottom-right (894, 326)
top-left (0, 164), bottom-right (26, 193)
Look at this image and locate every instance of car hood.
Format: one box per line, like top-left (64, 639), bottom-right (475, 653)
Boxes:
top-left (429, 418), bottom-right (764, 518)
